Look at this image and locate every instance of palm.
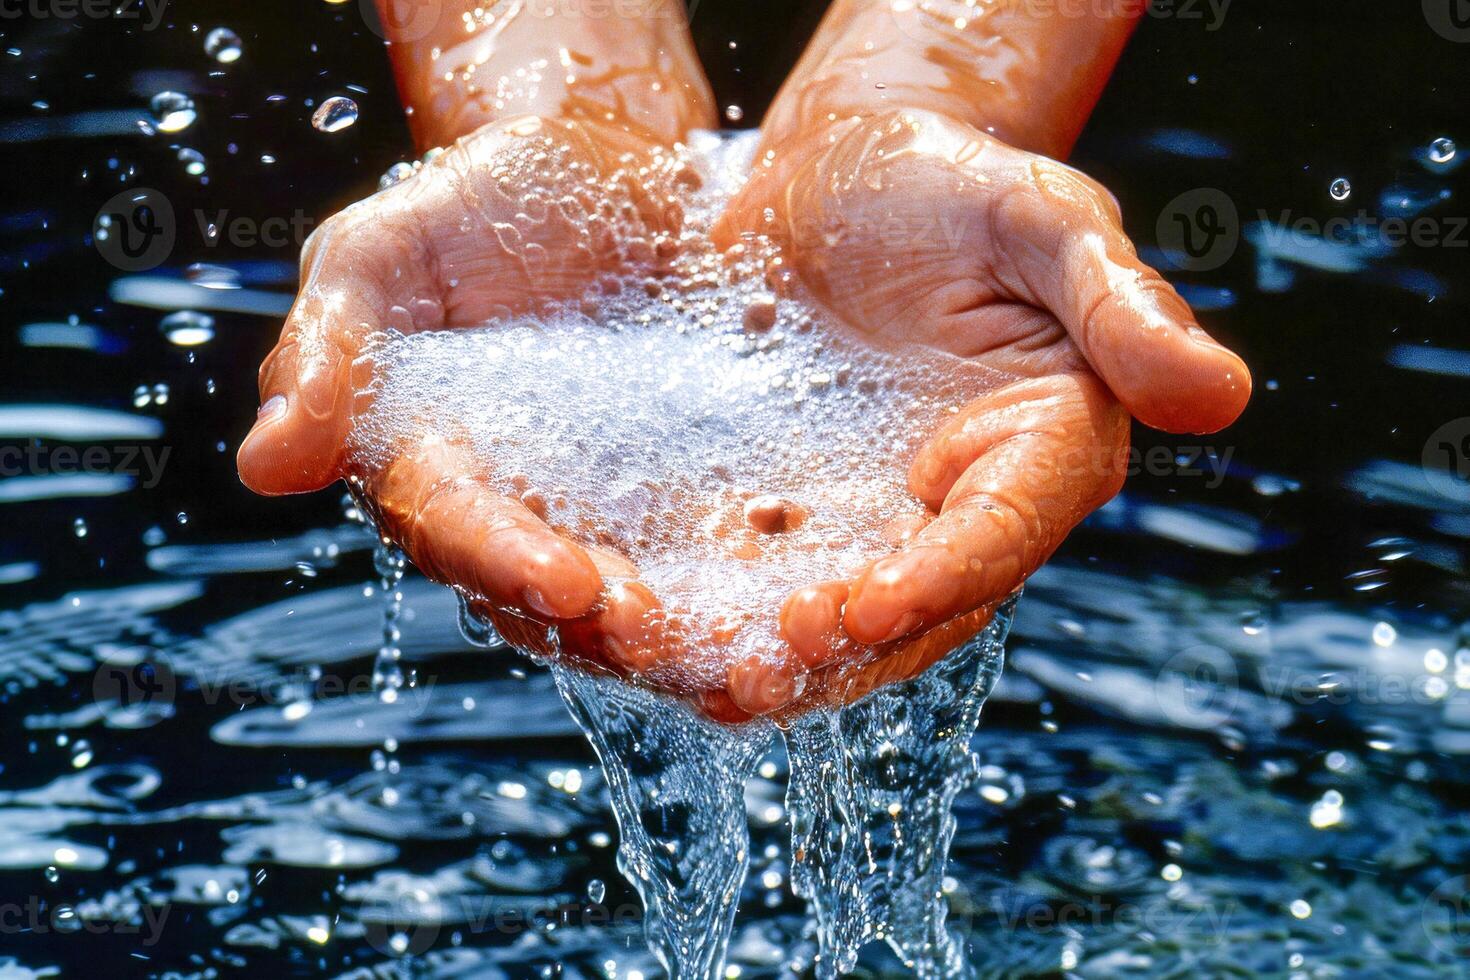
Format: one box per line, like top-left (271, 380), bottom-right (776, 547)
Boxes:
top-left (704, 110), bottom-right (1251, 712)
top-left (240, 107), bottom-right (1250, 720)
top-left (239, 116), bottom-right (695, 621)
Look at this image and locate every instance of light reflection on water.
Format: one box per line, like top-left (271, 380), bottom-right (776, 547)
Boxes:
top-left (0, 500), bottom-right (1467, 975)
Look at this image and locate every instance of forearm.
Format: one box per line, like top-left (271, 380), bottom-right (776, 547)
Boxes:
top-left (374, 0), bottom-right (715, 151)
top-left (762, 0), bottom-right (1140, 160)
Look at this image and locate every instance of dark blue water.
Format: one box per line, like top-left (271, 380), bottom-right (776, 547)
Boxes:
top-left (1, 2), bottom-right (1468, 976)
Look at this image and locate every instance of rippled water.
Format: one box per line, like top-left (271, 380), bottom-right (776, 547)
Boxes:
top-left (2, 4), bottom-right (1469, 978)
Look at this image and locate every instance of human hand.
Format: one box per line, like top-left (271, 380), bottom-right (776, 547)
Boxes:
top-left (708, 108), bottom-right (1250, 713)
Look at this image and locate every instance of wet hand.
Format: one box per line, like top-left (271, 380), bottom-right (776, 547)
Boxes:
top-left (711, 109), bottom-right (1251, 710)
top-left (238, 114), bottom-right (702, 629)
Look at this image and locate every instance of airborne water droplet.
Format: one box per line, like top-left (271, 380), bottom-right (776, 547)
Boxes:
top-left (587, 878), bottom-right (606, 904)
top-left (312, 96), bottom-right (359, 133)
top-left (177, 147), bottom-right (207, 177)
top-left (204, 27), bottom-right (243, 64)
top-left (1329, 177), bottom-right (1352, 202)
top-left (150, 91), bottom-right (197, 133)
top-left (1429, 136), bottom-right (1457, 165)
top-left (723, 104), bottom-right (744, 123)
top-left (160, 310), bottom-right (215, 346)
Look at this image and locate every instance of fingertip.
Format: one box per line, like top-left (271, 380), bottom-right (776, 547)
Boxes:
top-left (842, 553), bottom-right (937, 645)
top-left (595, 580), bottom-right (665, 672)
top-left (780, 580), bottom-right (850, 669)
top-left (726, 654), bottom-right (806, 716)
top-left (1127, 339), bottom-right (1253, 435)
top-left (521, 537), bottom-right (605, 620)
top-left (236, 394), bottom-right (341, 495)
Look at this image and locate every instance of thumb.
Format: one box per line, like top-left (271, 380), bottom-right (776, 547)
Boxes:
top-left (238, 216), bottom-right (389, 495)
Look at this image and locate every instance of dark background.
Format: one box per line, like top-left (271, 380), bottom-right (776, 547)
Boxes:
top-left (1, 2), bottom-right (1467, 608)
top-left (0, 4), bottom-right (1468, 976)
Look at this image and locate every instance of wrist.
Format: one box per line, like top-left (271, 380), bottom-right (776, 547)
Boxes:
top-left (374, 0), bottom-right (715, 151)
top-left (762, 0), bottom-right (1140, 160)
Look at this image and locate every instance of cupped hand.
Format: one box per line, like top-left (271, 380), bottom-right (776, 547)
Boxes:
top-left (709, 109), bottom-right (1251, 713)
top-left (237, 114), bottom-right (708, 669)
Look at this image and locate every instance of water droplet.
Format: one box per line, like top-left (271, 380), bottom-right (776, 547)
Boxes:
top-left (1329, 177), bottom-right (1352, 202)
top-left (1372, 621), bottom-right (1397, 647)
top-left (1429, 136), bottom-right (1457, 165)
top-left (312, 96), bottom-right (359, 133)
top-left (52, 905), bottom-right (81, 934)
top-left (177, 147), bottom-right (207, 177)
top-left (73, 517), bottom-right (87, 538)
top-left (160, 310), bottom-right (215, 346)
top-left (723, 104), bottom-right (744, 123)
top-left (44, 866), bottom-right (59, 883)
top-left (379, 161), bottom-right (416, 190)
top-left (587, 878), bottom-right (606, 904)
top-left (204, 27), bottom-right (243, 64)
top-left (71, 740), bottom-right (93, 768)
top-left (150, 91), bottom-right (197, 133)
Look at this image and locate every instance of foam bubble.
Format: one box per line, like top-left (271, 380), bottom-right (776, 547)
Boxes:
top-left (349, 132), bottom-right (1010, 685)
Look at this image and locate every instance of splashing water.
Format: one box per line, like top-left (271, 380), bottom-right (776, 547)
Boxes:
top-left (785, 601), bottom-right (1013, 979)
top-left (551, 660), bottom-right (771, 978)
top-left (348, 130), bottom-right (1022, 974)
top-left (546, 601), bottom-right (1012, 978)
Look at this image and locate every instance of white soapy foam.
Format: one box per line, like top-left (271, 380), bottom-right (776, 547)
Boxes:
top-left (349, 131), bottom-right (1010, 684)
top-left (354, 131), bottom-right (1020, 978)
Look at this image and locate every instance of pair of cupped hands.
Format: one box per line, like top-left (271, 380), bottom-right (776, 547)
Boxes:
top-left (236, 4), bottom-right (1250, 722)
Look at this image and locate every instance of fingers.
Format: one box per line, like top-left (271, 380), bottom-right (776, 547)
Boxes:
top-left (842, 373), bottom-right (1129, 645)
top-left (370, 433), bottom-right (604, 621)
top-left (992, 158), bottom-right (1251, 434)
top-left (237, 206), bottom-right (426, 496)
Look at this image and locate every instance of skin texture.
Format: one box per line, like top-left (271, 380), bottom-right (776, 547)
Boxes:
top-left (239, 0), bottom-right (1251, 722)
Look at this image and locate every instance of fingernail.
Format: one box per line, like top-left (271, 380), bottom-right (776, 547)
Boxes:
top-left (256, 394), bottom-right (287, 424)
